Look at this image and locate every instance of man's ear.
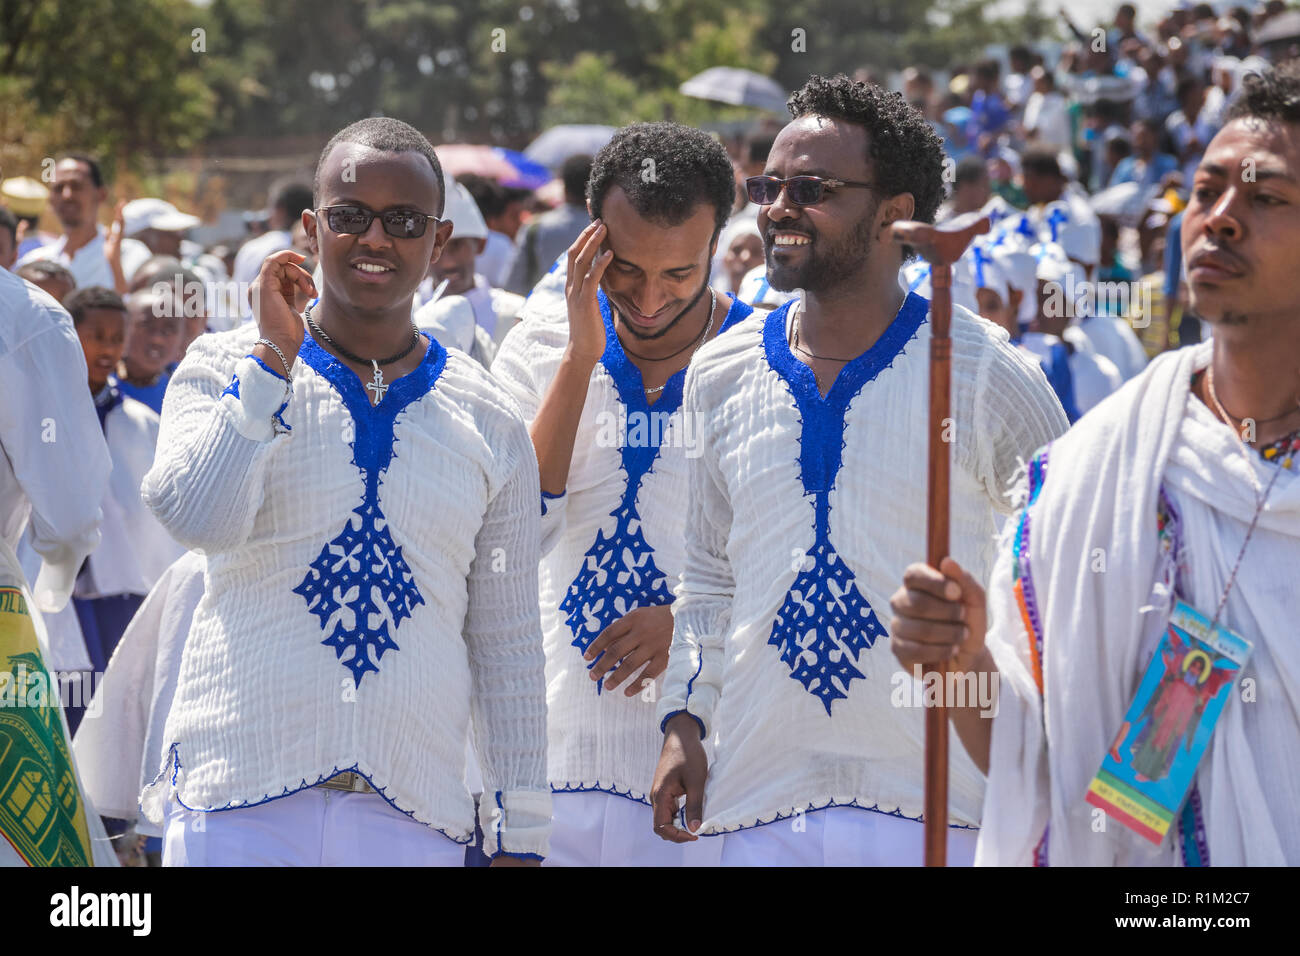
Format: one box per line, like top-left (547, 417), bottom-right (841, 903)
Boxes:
top-left (586, 198), bottom-right (594, 219)
top-left (879, 192), bottom-right (916, 231)
top-left (429, 219), bottom-right (455, 265)
top-left (303, 209), bottom-right (319, 257)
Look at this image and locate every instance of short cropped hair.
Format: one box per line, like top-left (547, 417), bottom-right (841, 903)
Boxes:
top-left (16, 260), bottom-right (76, 289)
top-left (63, 285), bottom-right (124, 326)
top-left (313, 117), bottom-right (445, 215)
top-left (58, 153), bottom-right (104, 188)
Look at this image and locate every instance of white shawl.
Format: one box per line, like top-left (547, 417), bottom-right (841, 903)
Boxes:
top-left (978, 341), bottom-right (1300, 865)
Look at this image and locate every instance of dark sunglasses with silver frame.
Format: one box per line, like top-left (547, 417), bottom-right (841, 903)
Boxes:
top-left (316, 203), bottom-right (444, 239)
top-left (745, 175), bottom-right (877, 207)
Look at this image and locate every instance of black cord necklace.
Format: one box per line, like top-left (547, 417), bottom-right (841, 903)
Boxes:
top-left (305, 307), bottom-right (422, 404)
top-left (790, 309), bottom-right (858, 363)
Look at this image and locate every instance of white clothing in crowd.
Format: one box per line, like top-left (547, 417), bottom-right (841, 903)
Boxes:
top-left (139, 324), bottom-right (552, 863)
top-left (17, 224), bottom-right (150, 291)
top-left (491, 288), bottom-right (753, 865)
top-left (1077, 314), bottom-right (1148, 382)
top-left (979, 343), bottom-right (1300, 865)
top-left (478, 230), bottom-right (519, 289)
top-left (0, 266), bottom-right (116, 867)
top-left (231, 229), bottom-right (293, 320)
top-left (1022, 90), bottom-right (1072, 152)
top-left (657, 293), bottom-right (1067, 862)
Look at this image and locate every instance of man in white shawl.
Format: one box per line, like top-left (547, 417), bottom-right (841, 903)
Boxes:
top-left (888, 64), bottom-right (1300, 866)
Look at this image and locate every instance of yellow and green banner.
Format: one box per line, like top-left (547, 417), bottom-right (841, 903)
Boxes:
top-left (0, 586), bottom-right (94, 866)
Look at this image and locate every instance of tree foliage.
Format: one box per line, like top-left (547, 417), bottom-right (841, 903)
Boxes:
top-left (0, 0), bottom-right (1059, 177)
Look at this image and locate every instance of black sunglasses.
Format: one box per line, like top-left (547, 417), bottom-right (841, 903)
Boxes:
top-left (317, 204), bottom-right (443, 239)
top-left (745, 175), bottom-right (876, 207)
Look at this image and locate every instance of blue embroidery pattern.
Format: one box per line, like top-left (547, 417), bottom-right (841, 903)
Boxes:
top-left (291, 333), bottom-right (446, 686)
top-left (559, 291), bottom-right (751, 692)
top-left (762, 293), bottom-right (928, 715)
top-left (221, 373), bottom-right (240, 400)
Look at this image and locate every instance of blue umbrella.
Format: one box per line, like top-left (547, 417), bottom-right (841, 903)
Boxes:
top-left (492, 148), bottom-right (554, 190)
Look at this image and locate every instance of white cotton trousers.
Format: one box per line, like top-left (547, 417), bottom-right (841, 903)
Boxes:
top-left (717, 807), bottom-right (979, 867)
top-left (162, 787), bottom-right (467, 867)
top-left (543, 791), bottom-right (723, 867)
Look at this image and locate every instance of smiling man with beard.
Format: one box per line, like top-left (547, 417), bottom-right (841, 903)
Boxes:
top-left (649, 75), bottom-right (1066, 866)
top-left (138, 117), bottom-right (551, 866)
top-left (491, 122), bottom-right (748, 866)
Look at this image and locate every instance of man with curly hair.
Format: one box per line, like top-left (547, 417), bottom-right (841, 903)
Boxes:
top-left (649, 75), bottom-right (1068, 865)
top-left (492, 122), bottom-right (747, 865)
top-left (890, 64), bottom-right (1300, 866)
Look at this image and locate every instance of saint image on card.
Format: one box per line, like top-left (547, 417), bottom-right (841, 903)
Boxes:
top-left (1118, 641), bottom-right (1234, 782)
top-left (1085, 600), bottom-right (1251, 846)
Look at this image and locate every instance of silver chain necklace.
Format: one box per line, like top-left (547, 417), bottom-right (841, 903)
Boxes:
top-left (304, 308), bottom-right (421, 405)
top-left (1203, 361), bottom-right (1289, 631)
top-left (641, 288), bottom-right (716, 395)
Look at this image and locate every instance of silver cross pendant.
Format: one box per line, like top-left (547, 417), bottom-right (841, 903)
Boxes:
top-left (366, 360), bottom-right (387, 404)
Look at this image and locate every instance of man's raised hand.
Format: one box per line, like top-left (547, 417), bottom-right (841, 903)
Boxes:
top-left (564, 220), bottom-right (613, 367)
top-left (250, 249), bottom-right (315, 364)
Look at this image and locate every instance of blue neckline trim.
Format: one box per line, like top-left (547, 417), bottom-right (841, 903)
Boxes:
top-left (558, 293), bottom-right (751, 693)
top-left (296, 330), bottom-right (446, 458)
top-left (763, 292), bottom-right (928, 427)
top-left (597, 288), bottom-right (750, 451)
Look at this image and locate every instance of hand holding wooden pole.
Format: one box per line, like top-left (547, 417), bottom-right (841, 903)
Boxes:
top-left (889, 215), bottom-right (989, 866)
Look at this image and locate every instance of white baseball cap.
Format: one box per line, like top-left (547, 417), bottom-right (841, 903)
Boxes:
top-left (122, 198), bottom-right (201, 236)
top-left (442, 180), bottom-right (488, 242)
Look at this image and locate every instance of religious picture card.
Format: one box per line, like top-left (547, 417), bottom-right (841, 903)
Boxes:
top-left (1085, 599), bottom-right (1252, 847)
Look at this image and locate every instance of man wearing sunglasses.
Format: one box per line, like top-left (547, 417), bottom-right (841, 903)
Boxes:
top-left (139, 117), bottom-right (551, 866)
top-left (650, 74), bottom-right (1067, 866)
top-left (491, 122), bottom-right (747, 866)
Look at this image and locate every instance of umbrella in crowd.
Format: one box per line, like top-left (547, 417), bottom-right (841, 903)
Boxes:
top-left (524, 124), bottom-right (616, 170)
top-left (433, 144), bottom-right (553, 190)
top-left (679, 66), bottom-right (788, 113)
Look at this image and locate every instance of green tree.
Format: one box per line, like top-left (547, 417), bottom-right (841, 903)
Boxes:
top-left (0, 0), bottom-right (215, 173)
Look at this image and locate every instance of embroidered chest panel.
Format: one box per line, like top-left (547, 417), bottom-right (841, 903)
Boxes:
top-left (287, 334), bottom-right (448, 687)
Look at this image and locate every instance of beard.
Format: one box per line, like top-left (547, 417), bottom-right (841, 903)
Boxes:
top-left (605, 274), bottom-right (711, 341)
top-left (766, 211), bottom-right (877, 294)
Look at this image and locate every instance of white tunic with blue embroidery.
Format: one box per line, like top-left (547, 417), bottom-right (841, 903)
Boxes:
top-left (139, 324), bottom-right (551, 857)
top-left (657, 292), bottom-right (1069, 833)
top-left (491, 291), bottom-right (752, 804)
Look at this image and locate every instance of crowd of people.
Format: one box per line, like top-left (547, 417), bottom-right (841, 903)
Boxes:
top-left (1, 2), bottom-right (1297, 869)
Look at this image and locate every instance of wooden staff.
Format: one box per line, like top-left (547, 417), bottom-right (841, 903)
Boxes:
top-left (890, 215), bottom-right (990, 866)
